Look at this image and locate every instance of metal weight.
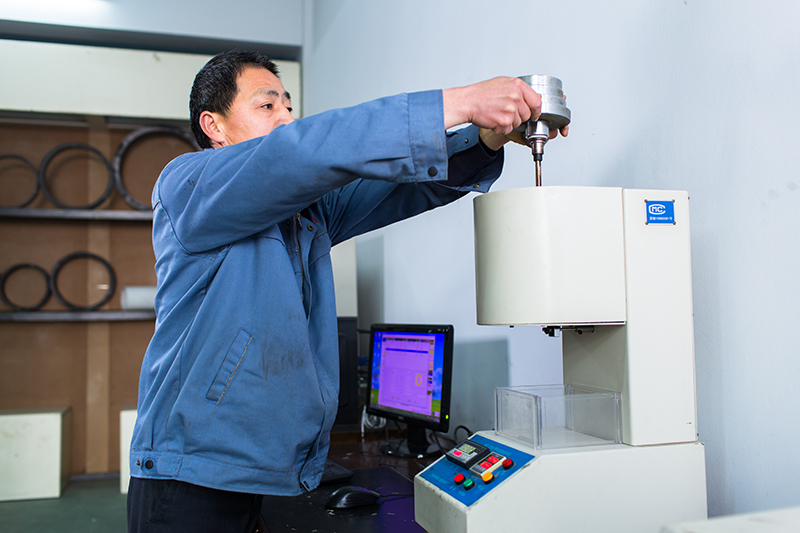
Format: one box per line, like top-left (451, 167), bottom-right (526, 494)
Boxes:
top-left (516, 75), bottom-right (571, 131)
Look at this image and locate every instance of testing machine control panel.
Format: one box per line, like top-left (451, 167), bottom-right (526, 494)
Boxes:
top-left (418, 434), bottom-right (535, 506)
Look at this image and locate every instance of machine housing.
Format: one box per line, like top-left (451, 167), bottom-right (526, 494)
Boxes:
top-left (414, 187), bottom-right (707, 533)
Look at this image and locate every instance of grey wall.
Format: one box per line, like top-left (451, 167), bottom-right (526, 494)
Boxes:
top-left (0, 0), bottom-right (303, 58)
top-left (303, 0), bottom-right (800, 519)
top-left (0, 0), bottom-right (301, 44)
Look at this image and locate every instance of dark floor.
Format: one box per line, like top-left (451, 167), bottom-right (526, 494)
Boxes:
top-left (0, 476), bottom-right (126, 533)
top-left (0, 439), bottom-right (432, 533)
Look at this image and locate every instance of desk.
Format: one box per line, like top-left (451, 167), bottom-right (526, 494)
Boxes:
top-left (260, 440), bottom-right (438, 533)
top-left (327, 439), bottom-right (435, 478)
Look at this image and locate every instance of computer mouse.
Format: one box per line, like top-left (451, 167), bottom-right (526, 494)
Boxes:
top-left (325, 485), bottom-right (381, 509)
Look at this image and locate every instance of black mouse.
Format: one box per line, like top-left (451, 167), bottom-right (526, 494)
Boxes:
top-left (325, 485), bottom-right (381, 509)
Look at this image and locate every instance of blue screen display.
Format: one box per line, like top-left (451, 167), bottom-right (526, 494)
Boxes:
top-left (369, 330), bottom-right (445, 423)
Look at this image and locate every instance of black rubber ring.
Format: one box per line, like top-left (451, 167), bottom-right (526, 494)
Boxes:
top-left (0, 154), bottom-right (40, 208)
top-left (49, 252), bottom-right (116, 311)
top-left (0, 263), bottom-right (52, 311)
top-left (38, 143), bottom-right (115, 210)
top-left (113, 126), bottom-right (198, 211)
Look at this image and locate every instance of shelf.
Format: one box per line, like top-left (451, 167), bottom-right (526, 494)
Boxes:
top-left (0, 208), bottom-right (152, 221)
top-left (0, 310), bottom-right (156, 322)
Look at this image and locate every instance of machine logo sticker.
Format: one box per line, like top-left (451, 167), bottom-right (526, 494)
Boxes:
top-left (645, 200), bottom-right (675, 225)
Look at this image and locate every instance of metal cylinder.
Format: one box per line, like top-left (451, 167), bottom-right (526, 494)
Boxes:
top-left (517, 75), bottom-right (571, 130)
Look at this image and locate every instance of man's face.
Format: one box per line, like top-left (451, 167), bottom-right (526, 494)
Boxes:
top-left (206, 66), bottom-right (294, 147)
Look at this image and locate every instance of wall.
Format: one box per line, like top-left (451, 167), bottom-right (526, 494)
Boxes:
top-left (0, 40), bottom-right (302, 120)
top-left (0, 0), bottom-right (302, 54)
top-left (302, 0), bottom-right (800, 518)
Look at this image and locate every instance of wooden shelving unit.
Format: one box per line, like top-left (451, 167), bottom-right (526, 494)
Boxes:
top-left (0, 310), bottom-right (156, 322)
top-left (0, 207), bottom-right (153, 222)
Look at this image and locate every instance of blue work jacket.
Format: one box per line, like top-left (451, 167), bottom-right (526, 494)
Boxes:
top-left (130, 90), bottom-right (503, 495)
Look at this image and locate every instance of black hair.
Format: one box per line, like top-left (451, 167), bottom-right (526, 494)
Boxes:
top-left (189, 50), bottom-right (280, 148)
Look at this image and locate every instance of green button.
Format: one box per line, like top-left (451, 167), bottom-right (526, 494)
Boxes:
top-left (463, 478), bottom-right (475, 490)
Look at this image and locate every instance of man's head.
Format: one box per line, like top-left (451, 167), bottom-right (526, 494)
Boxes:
top-left (190, 50), bottom-right (293, 149)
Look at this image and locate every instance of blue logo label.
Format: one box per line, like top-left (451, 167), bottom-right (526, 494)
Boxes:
top-left (646, 200), bottom-right (675, 225)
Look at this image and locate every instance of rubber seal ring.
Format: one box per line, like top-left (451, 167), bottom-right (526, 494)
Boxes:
top-left (0, 263), bottom-right (51, 311)
top-left (38, 143), bottom-right (115, 210)
top-left (113, 126), bottom-right (198, 211)
top-left (49, 252), bottom-right (116, 311)
top-left (0, 154), bottom-right (40, 208)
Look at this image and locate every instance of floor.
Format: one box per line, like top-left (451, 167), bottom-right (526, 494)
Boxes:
top-left (0, 476), bottom-right (127, 533)
top-left (0, 439), bottom-right (433, 533)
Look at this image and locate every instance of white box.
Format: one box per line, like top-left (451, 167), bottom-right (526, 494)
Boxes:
top-left (120, 408), bottom-right (137, 494)
top-left (0, 407), bottom-right (71, 501)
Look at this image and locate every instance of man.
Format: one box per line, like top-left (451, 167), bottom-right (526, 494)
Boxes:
top-left (128, 50), bottom-right (566, 532)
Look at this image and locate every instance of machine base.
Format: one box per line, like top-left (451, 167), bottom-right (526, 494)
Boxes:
top-left (415, 431), bottom-right (707, 533)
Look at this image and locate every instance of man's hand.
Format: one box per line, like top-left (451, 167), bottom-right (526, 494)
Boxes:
top-left (443, 77), bottom-right (540, 133)
top-left (443, 77), bottom-right (568, 151)
top-left (479, 123), bottom-right (569, 151)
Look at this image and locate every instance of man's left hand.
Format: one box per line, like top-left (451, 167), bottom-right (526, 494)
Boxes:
top-left (479, 123), bottom-right (569, 152)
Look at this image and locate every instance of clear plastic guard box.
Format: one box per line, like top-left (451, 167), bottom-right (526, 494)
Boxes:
top-left (495, 384), bottom-right (622, 450)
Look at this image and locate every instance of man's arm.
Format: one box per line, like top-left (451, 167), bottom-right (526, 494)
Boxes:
top-left (322, 125), bottom-right (503, 245)
top-left (159, 91), bottom-right (449, 253)
top-left (159, 78), bottom-right (559, 253)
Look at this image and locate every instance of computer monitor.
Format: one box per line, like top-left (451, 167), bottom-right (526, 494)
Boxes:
top-left (366, 323), bottom-right (454, 458)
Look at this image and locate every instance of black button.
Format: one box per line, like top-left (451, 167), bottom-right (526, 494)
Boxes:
top-left (144, 460), bottom-right (154, 470)
top-left (427, 166), bottom-right (438, 177)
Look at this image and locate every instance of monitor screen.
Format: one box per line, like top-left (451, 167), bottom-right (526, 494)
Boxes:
top-left (366, 324), bottom-right (453, 437)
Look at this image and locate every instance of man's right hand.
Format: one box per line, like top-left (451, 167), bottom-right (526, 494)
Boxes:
top-left (443, 77), bottom-right (568, 151)
top-left (442, 77), bottom-right (542, 134)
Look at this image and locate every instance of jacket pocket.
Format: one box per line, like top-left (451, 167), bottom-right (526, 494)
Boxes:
top-left (206, 329), bottom-right (253, 404)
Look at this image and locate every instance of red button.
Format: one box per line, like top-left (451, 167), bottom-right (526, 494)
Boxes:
top-left (454, 473), bottom-right (466, 485)
top-left (479, 461), bottom-right (491, 469)
top-left (487, 456), bottom-right (499, 464)
top-left (502, 458), bottom-right (514, 469)
top-left (453, 450), bottom-right (462, 457)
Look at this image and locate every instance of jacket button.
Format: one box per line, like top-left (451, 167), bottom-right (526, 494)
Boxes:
top-left (427, 166), bottom-right (438, 177)
top-left (307, 224), bottom-right (314, 231)
top-left (473, 183), bottom-right (481, 188)
top-left (144, 460), bottom-right (154, 470)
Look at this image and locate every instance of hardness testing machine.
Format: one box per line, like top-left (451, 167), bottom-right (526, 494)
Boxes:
top-left (414, 76), bottom-right (708, 533)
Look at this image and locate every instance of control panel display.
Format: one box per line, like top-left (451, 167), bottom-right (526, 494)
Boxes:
top-left (445, 439), bottom-right (490, 469)
top-left (418, 434), bottom-right (535, 507)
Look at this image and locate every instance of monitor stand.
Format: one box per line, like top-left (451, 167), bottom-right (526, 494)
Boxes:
top-left (380, 425), bottom-right (442, 459)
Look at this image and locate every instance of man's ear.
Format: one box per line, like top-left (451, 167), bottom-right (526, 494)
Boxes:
top-left (199, 111), bottom-right (227, 148)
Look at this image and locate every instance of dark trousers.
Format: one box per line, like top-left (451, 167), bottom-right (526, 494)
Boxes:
top-left (127, 477), bottom-right (264, 533)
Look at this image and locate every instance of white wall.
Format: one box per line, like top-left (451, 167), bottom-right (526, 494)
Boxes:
top-left (0, 0), bottom-right (302, 47)
top-left (0, 39), bottom-right (302, 121)
top-left (303, 0), bottom-right (800, 519)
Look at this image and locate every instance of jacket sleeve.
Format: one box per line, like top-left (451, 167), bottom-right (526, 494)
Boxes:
top-left (321, 125), bottom-right (504, 246)
top-left (154, 90), bottom-right (449, 254)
